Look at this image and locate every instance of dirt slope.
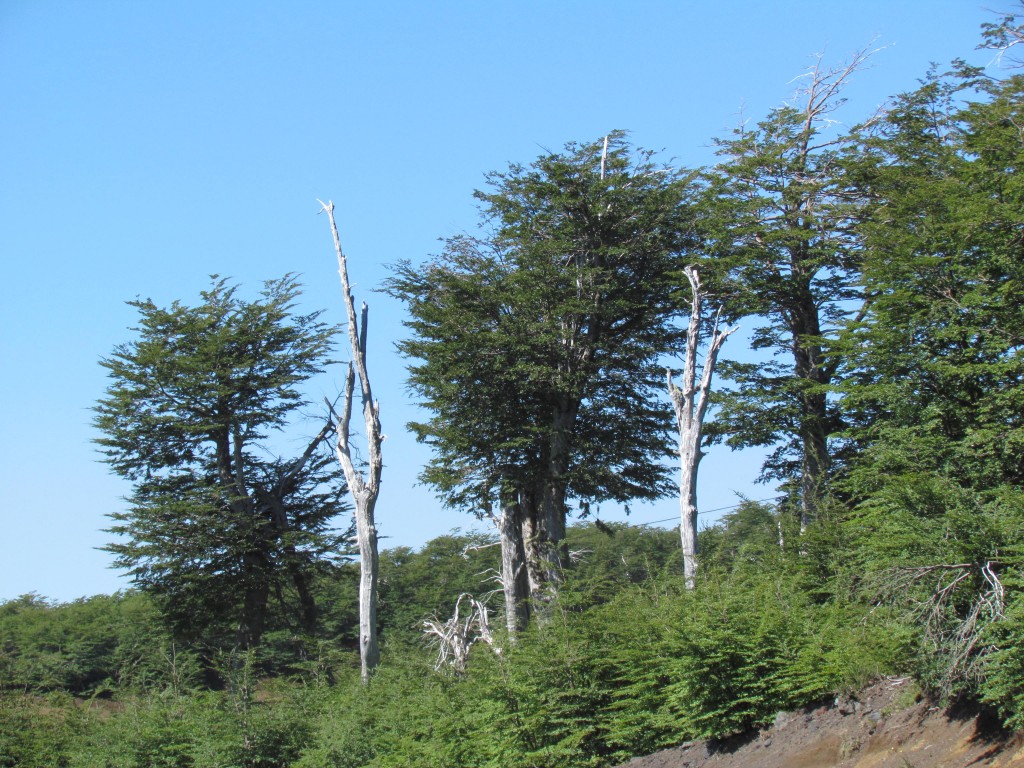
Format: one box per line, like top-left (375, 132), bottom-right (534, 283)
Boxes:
top-left (616, 679), bottom-right (1024, 768)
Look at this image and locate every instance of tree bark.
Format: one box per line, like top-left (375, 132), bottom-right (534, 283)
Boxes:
top-left (498, 488), bottom-right (531, 635)
top-left (798, 391), bottom-right (830, 531)
top-left (528, 401), bottom-right (577, 601)
top-left (790, 299), bottom-right (830, 531)
top-left (520, 491), bottom-right (544, 600)
top-left (236, 570), bottom-right (270, 649)
top-left (354, 493), bottom-right (380, 676)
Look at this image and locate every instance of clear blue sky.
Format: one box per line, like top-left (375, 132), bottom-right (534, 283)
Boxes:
top-left (0, 0), bottom-right (997, 602)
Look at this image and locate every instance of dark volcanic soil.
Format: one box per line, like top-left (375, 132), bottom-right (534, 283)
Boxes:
top-left (615, 678), bottom-right (1024, 768)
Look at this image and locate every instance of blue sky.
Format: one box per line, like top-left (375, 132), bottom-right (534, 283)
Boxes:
top-left (0, 0), bottom-right (996, 602)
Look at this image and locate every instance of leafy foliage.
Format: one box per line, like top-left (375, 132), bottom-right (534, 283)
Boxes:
top-left (386, 133), bottom-right (697, 574)
top-left (704, 53), bottom-right (874, 525)
top-left (12, 12), bottom-right (1024, 766)
top-left (0, 592), bottom-right (198, 696)
top-left (836, 62), bottom-right (1024, 699)
top-left (95, 276), bottom-right (350, 650)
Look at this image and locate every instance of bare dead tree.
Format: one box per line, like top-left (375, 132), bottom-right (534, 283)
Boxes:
top-left (319, 199), bottom-right (384, 683)
top-left (869, 561), bottom-right (1006, 693)
top-left (423, 593), bottom-right (498, 674)
top-left (667, 266), bottom-right (736, 589)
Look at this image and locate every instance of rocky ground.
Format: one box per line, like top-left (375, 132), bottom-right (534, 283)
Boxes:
top-left (616, 678), bottom-right (1024, 768)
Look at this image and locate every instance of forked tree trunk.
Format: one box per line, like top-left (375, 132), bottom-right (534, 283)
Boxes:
top-left (320, 200), bottom-right (384, 684)
top-left (667, 266), bottom-right (736, 589)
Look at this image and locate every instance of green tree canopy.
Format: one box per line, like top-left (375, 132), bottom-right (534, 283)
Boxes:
top-left (95, 276), bottom-right (349, 649)
top-left (704, 54), bottom-right (873, 526)
top-left (841, 68), bottom-right (1024, 495)
top-left (388, 132), bottom-right (697, 609)
top-left (835, 61), bottom-right (1024, 696)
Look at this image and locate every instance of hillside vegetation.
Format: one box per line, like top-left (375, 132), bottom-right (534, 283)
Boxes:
top-left (0, 521), bottom-right (902, 767)
top-left (0, 512), bottom-right (1015, 768)
top-left (4, 10), bottom-right (1024, 768)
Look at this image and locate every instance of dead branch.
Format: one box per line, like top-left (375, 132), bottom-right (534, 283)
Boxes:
top-left (461, 540), bottom-right (502, 559)
top-left (869, 560), bottom-right (1006, 693)
top-left (423, 593), bottom-right (499, 674)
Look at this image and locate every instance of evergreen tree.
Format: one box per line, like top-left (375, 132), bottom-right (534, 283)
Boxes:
top-left (844, 67), bottom-right (1024, 493)
top-left (95, 276), bottom-right (349, 649)
top-left (388, 132), bottom-right (696, 619)
top-left (838, 62), bottom-right (1024, 694)
top-left (706, 53), bottom-right (873, 527)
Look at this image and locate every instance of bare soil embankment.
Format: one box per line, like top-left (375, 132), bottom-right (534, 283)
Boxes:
top-left (616, 679), bottom-right (1024, 768)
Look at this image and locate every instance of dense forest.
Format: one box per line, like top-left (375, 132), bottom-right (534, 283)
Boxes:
top-left (3, 12), bottom-right (1024, 768)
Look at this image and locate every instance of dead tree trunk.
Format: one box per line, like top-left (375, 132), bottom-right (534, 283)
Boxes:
top-left (667, 266), bottom-right (736, 589)
top-left (320, 199), bottom-right (384, 684)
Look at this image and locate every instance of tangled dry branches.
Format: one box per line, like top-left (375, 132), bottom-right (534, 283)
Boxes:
top-left (871, 561), bottom-right (1005, 693)
top-left (422, 593), bottom-right (499, 674)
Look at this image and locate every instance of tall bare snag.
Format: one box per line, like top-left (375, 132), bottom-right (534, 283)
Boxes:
top-left (319, 199), bottom-right (383, 682)
top-left (668, 266), bottom-right (736, 589)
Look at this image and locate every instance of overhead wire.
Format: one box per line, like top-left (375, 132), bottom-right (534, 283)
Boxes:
top-left (627, 495), bottom-right (786, 528)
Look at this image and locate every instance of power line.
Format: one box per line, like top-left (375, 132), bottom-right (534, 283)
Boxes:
top-left (630, 496), bottom-right (785, 528)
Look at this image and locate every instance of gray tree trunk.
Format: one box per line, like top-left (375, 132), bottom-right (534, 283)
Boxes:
top-left (668, 267), bottom-right (736, 589)
top-left (354, 494), bottom-right (380, 675)
top-left (498, 489), bottom-right (531, 634)
top-left (321, 200), bottom-right (384, 683)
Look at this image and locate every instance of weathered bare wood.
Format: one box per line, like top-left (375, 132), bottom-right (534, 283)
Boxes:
top-left (319, 199), bottom-right (383, 683)
top-left (667, 266), bottom-right (736, 589)
top-left (423, 593), bottom-right (497, 674)
top-left (869, 560), bottom-right (1006, 693)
